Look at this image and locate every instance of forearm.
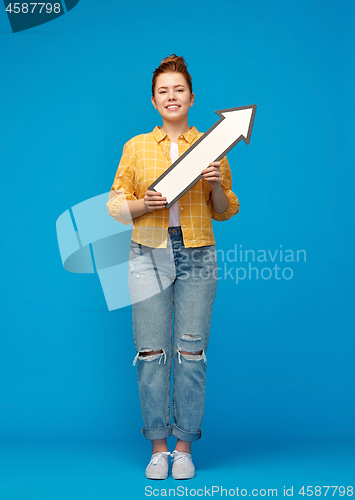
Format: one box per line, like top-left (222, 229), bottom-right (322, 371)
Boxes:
top-left (120, 199), bottom-right (149, 220)
top-left (211, 186), bottom-right (229, 214)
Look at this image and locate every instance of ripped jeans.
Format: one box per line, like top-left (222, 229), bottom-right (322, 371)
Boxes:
top-left (128, 227), bottom-right (218, 442)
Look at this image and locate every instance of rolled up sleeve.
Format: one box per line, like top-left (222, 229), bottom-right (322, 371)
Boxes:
top-left (106, 143), bottom-right (137, 225)
top-left (209, 155), bottom-right (240, 221)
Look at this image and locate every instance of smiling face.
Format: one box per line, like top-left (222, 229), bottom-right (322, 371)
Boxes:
top-left (151, 72), bottom-right (194, 125)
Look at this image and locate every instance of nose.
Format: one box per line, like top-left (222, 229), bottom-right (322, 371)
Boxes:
top-left (167, 89), bottom-right (176, 100)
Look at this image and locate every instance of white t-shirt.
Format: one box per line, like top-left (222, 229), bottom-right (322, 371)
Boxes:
top-left (168, 142), bottom-right (181, 227)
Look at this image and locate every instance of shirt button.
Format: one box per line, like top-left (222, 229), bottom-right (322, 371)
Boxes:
top-left (180, 207), bottom-right (183, 210)
top-left (179, 141), bottom-right (182, 144)
top-left (182, 224), bottom-right (185, 228)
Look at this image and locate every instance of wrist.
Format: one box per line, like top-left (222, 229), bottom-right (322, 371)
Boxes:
top-left (141, 198), bottom-right (149, 214)
top-left (211, 184), bottom-right (223, 194)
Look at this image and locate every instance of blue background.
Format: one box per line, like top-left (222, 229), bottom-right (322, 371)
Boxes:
top-left (0, 0), bottom-right (354, 498)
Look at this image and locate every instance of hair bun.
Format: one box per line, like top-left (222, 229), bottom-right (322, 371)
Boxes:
top-left (160, 54), bottom-right (187, 66)
top-left (152, 54), bottom-right (192, 96)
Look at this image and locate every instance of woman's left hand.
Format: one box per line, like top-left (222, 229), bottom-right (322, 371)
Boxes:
top-left (201, 162), bottom-right (222, 191)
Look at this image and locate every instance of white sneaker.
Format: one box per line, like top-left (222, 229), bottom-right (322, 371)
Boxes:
top-left (171, 450), bottom-right (195, 479)
top-left (145, 451), bottom-right (170, 480)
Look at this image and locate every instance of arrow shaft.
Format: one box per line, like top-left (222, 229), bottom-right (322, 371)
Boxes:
top-left (154, 120), bottom-right (242, 200)
top-left (150, 106), bottom-right (256, 206)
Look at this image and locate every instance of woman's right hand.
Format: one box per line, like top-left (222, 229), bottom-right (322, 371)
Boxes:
top-left (143, 190), bottom-right (167, 212)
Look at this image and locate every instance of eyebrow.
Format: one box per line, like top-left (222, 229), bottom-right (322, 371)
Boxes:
top-left (157, 84), bottom-right (186, 90)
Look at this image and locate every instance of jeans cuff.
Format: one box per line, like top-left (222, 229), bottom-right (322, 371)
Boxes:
top-left (171, 423), bottom-right (201, 442)
top-left (142, 425), bottom-right (172, 441)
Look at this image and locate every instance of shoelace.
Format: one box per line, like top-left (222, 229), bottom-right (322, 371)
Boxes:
top-left (171, 450), bottom-right (191, 464)
top-left (149, 451), bottom-right (171, 466)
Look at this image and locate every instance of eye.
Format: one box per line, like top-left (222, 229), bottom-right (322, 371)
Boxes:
top-left (177, 89), bottom-right (184, 92)
top-left (159, 90), bottom-right (167, 94)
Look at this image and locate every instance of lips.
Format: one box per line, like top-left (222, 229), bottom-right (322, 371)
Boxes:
top-left (166, 105), bottom-right (180, 110)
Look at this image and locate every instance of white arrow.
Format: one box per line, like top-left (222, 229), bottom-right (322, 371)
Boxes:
top-left (149, 105), bottom-right (257, 208)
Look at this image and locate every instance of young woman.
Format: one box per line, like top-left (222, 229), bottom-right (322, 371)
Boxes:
top-left (107, 55), bottom-right (239, 480)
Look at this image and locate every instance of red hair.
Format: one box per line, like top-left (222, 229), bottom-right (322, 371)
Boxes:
top-left (152, 54), bottom-right (193, 96)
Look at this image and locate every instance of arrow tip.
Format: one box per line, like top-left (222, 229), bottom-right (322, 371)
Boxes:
top-left (215, 105), bottom-right (257, 144)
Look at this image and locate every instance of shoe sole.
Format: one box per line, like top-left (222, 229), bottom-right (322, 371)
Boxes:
top-left (146, 473), bottom-right (169, 480)
top-left (172, 473), bottom-right (195, 480)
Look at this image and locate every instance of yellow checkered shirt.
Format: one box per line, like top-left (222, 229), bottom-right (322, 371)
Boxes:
top-left (106, 126), bottom-right (239, 248)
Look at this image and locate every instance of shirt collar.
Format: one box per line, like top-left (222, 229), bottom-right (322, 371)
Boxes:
top-left (152, 126), bottom-right (199, 144)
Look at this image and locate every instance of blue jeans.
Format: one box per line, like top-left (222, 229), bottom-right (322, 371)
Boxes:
top-left (128, 227), bottom-right (218, 442)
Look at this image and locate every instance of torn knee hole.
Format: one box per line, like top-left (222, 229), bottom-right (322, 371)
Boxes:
top-left (179, 350), bottom-right (202, 356)
top-left (133, 349), bottom-right (166, 366)
top-left (177, 348), bottom-right (206, 364)
top-left (139, 350), bottom-right (163, 357)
